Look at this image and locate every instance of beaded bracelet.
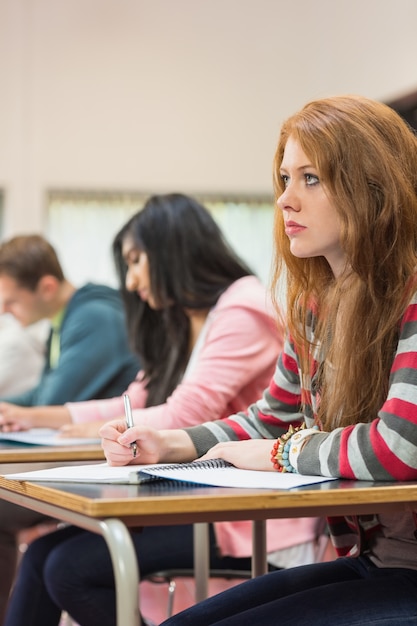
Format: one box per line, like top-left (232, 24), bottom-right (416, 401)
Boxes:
top-left (288, 426), bottom-right (321, 472)
top-left (270, 423), bottom-right (306, 473)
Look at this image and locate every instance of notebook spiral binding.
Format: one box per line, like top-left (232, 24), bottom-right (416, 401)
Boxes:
top-left (133, 458), bottom-right (234, 485)
top-left (147, 458), bottom-right (233, 472)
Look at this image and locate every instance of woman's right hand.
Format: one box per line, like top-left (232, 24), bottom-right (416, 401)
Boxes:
top-left (99, 419), bottom-right (162, 466)
top-left (99, 419), bottom-right (198, 467)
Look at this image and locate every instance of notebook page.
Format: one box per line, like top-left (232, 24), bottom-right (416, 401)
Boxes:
top-left (0, 428), bottom-right (100, 447)
top-left (136, 462), bottom-right (336, 490)
top-left (3, 460), bottom-right (336, 489)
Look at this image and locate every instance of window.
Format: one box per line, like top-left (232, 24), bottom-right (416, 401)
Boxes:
top-left (46, 191), bottom-right (275, 288)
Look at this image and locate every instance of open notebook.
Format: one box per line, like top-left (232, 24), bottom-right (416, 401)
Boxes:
top-left (2, 459), bottom-right (336, 490)
top-left (0, 428), bottom-right (100, 447)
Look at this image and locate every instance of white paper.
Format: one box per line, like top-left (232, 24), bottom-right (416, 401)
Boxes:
top-left (137, 465), bottom-right (336, 489)
top-left (0, 428), bottom-right (100, 447)
top-left (3, 461), bottom-right (336, 490)
top-left (2, 462), bottom-right (131, 483)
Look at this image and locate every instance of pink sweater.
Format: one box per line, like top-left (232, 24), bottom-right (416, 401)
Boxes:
top-left (67, 276), bottom-right (279, 428)
top-left (67, 276), bottom-right (318, 557)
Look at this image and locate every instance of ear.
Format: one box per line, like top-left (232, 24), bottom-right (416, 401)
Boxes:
top-left (36, 275), bottom-right (60, 302)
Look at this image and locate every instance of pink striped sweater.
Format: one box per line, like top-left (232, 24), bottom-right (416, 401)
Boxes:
top-left (186, 293), bottom-right (417, 568)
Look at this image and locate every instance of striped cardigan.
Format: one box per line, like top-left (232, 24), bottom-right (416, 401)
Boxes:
top-left (186, 293), bottom-right (417, 560)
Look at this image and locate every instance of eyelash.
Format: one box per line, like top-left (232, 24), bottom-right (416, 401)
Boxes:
top-left (280, 173), bottom-right (320, 188)
top-left (305, 173), bottom-right (319, 186)
top-left (126, 248), bottom-right (144, 266)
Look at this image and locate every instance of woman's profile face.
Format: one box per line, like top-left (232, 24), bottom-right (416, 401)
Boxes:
top-left (277, 136), bottom-right (346, 277)
top-left (122, 236), bottom-right (158, 309)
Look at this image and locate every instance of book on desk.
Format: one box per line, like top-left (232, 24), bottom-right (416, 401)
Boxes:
top-left (1, 458), bottom-right (336, 490)
top-left (0, 428), bottom-right (100, 447)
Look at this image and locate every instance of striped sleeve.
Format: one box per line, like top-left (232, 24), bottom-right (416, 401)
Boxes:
top-left (298, 298), bottom-right (417, 480)
top-left (186, 336), bottom-right (306, 456)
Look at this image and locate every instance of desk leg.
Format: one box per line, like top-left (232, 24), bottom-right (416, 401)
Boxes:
top-left (193, 522), bottom-right (209, 602)
top-left (98, 520), bottom-right (141, 626)
top-left (0, 487), bottom-right (141, 626)
top-left (252, 519), bottom-right (267, 577)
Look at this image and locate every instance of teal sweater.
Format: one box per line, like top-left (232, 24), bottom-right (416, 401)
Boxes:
top-left (1, 283), bottom-right (139, 406)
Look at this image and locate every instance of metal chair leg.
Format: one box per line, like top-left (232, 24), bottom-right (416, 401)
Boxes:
top-left (167, 579), bottom-right (176, 618)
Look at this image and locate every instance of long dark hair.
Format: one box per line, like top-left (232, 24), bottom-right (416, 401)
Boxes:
top-left (113, 193), bottom-right (253, 406)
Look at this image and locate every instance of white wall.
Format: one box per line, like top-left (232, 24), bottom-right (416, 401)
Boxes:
top-left (0, 0), bottom-right (417, 235)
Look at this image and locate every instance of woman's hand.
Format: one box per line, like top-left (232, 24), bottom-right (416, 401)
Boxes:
top-left (199, 439), bottom-right (275, 471)
top-left (99, 420), bottom-right (198, 467)
top-left (99, 419), bottom-right (167, 467)
top-left (0, 404), bottom-right (71, 431)
top-left (0, 403), bottom-right (35, 431)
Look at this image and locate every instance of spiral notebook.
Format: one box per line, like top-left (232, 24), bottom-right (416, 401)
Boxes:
top-left (2, 459), bottom-right (336, 490)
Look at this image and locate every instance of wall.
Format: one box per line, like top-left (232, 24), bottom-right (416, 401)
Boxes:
top-left (0, 0), bottom-right (417, 235)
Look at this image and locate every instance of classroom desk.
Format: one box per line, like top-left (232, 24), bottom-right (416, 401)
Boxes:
top-left (1, 474), bottom-right (417, 626)
top-left (0, 441), bottom-right (105, 478)
top-left (0, 441), bottom-right (104, 464)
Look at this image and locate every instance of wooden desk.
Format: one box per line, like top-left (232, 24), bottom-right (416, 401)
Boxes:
top-left (0, 474), bottom-right (417, 626)
top-left (0, 442), bottom-right (105, 477)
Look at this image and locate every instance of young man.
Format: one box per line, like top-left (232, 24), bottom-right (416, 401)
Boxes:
top-left (0, 235), bottom-right (139, 411)
top-left (0, 234), bottom-right (140, 622)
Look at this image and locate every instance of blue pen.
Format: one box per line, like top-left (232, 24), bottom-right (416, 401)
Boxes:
top-left (123, 394), bottom-right (138, 458)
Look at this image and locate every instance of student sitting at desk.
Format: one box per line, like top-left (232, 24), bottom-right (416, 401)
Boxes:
top-left (0, 195), bottom-right (282, 440)
top-left (2, 193), bottom-right (322, 626)
top-left (0, 234), bottom-right (140, 623)
top-left (0, 235), bottom-right (139, 411)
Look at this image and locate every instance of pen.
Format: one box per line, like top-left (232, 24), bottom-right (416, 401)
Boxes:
top-left (123, 393), bottom-right (138, 458)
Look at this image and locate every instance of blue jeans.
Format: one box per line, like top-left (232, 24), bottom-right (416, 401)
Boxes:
top-left (161, 556), bottom-right (417, 625)
top-left (4, 523), bottom-right (252, 626)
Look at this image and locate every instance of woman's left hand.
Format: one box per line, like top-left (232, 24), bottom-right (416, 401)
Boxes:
top-left (198, 439), bottom-right (274, 471)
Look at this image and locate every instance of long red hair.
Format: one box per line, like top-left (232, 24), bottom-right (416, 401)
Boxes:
top-left (271, 95), bottom-right (417, 429)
